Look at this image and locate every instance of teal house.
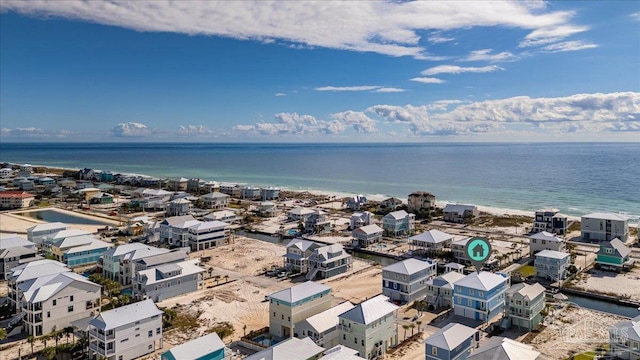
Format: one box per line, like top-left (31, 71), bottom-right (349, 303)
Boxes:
top-left (161, 332), bottom-right (227, 360)
top-left (596, 238), bottom-right (634, 270)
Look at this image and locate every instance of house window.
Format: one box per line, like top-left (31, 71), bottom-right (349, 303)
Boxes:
top-left (156, 327), bottom-right (161, 335)
top-left (67, 306), bottom-right (74, 312)
top-left (149, 344), bottom-right (153, 350)
top-left (478, 291), bottom-right (484, 297)
top-left (70, 295), bottom-right (74, 302)
top-left (52, 299), bottom-right (56, 306)
top-left (288, 317), bottom-right (290, 322)
top-left (542, 240), bottom-right (546, 245)
top-left (532, 239), bottom-right (537, 243)
top-left (177, 279), bottom-right (181, 285)
top-left (303, 330), bottom-right (306, 336)
top-left (432, 347), bottom-right (437, 355)
top-left (354, 337), bottom-right (358, 344)
top-left (148, 330), bottom-right (153, 337)
top-left (273, 312), bottom-right (276, 317)
top-left (47, 311), bottom-right (50, 318)
top-left (457, 297), bottom-right (461, 304)
top-left (343, 334), bottom-right (346, 340)
top-left (281, 315), bottom-right (284, 320)
top-left (361, 340), bottom-right (364, 346)
top-left (119, 356), bottom-right (123, 360)
top-left (468, 299), bottom-right (472, 306)
top-left (469, 289), bottom-right (474, 295)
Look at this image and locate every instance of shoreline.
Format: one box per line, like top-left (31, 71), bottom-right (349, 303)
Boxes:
top-left (3, 161), bottom-right (637, 225)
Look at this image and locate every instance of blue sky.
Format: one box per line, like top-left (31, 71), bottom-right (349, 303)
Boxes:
top-left (1, 1), bottom-right (639, 142)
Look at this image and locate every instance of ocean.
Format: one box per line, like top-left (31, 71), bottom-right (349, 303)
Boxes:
top-left (1, 142), bottom-right (638, 221)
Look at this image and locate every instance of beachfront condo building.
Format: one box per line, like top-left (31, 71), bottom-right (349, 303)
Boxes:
top-left (410, 229), bottom-right (454, 254)
top-left (352, 224), bottom-right (384, 248)
top-left (532, 208), bottom-right (568, 235)
top-left (424, 323), bottom-right (479, 360)
top-left (382, 210), bottom-right (415, 237)
top-left (0, 235), bottom-right (38, 280)
top-left (261, 186), bottom-right (280, 201)
top-left (534, 250), bottom-right (570, 281)
top-left (425, 271), bottom-right (466, 310)
top-left (284, 238), bottom-right (322, 274)
top-left (133, 259), bottom-right (204, 302)
top-left (467, 337), bottom-right (541, 360)
top-left (609, 315), bottom-right (640, 360)
top-left (596, 238), bottom-right (634, 270)
top-left (43, 233), bottom-right (113, 267)
top-left (295, 301), bottom-right (355, 349)
top-left (88, 299), bottom-right (163, 360)
top-left (199, 192), bottom-right (230, 209)
top-left (505, 282), bottom-right (546, 331)
top-left (245, 337), bottom-right (325, 360)
top-left (0, 191), bottom-right (35, 209)
top-left (26, 222), bottom-right (69, 245)
top-left (21, 272), bottom-right (101, 336)
top-left (101, 243), bottom-right (169, 286)
top-left (451, 237), bottom-right (472, 265)
top-left (7, 259), bottom-right (70, 314)
top-left (350, 211), bottom-right (374, 229)
top-left (407, 191), bottom-right (436, 211)
top-left (581, 212), bottom-right (629, 242)
top-left (161, 332), bottom-right (230, 360)
top-left (529, 231), bottom-right (565, 255)
top-left (382, 258), bottom-right (436, 304)
top-left (306, 244), bottom-right (353, 280)
top-left (443, 204), bottom-right (479, 224)
top-left (268, 281), bottom-right (332, 338)
top-left (453, 271), bottom-right (509, 322)
top-left (338, 294), bottom-right (399, 360)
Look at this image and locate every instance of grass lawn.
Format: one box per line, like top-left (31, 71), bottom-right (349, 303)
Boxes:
top-left (567, 351), bottom-right (595, 360)
top-left (518, 265), bottom-right (536, 277)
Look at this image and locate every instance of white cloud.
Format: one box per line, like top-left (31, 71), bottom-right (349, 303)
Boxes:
top-left (519, 24), bottom-right (589, 47)
top-left (421, 65), bottom-right (504, 75)
top-left (410, 77), bottom-right (445, 84)
top-left (274, 93), bottom-right (287, 97)
top-left (315, 86), bottom-right (381, 92)
top-left (331, 111), bottom-right (377, 133)
top-left (462, 49), bottom-right (517, 62)
top-left (373, 87), bottom-right (406, 93)
top-left (427, 32), bottom-right (455, 44)
top-left (541, 40), bottom-right (598, 53)
top-left (109, 122), bottom-right (152, 137)
top-left (0, 127), bottom-right (71, 137)
top-left (0, 0), bottom-right (580, 58)
top-left (631, 12), bottom-right (640, 21)
top-left (176, 125), bottom-right (213, 136)
top-left (426, 100), bottom-right (465, 111)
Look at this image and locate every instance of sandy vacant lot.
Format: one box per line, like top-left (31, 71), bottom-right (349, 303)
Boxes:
top-left (571, 267), bottom-right (640, 302)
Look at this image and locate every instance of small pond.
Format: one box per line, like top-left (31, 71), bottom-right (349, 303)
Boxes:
top-left (16, 209), bottom-right (113, 226)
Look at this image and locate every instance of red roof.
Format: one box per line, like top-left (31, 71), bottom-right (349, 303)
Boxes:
top-left (0, 191), bottom-right (35, 199)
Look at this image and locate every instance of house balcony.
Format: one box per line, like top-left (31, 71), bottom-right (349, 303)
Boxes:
top-left (337, 324), bottom-right (353, 332)
top-left (89, 342), bottom-right (115, 356)
top-left (90, 329), bottom-right (115, 341)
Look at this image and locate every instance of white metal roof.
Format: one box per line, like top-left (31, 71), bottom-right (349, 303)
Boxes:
top-left (600, 238), bottom-right (632, 258)
top-left (383, 258), bottom-right (434, 275)
top-left (9, 259), bottom-right (70, 283)
top-left (268, 281), bottom-right (330, 303)
top-left (0, 236), bottom-right (34, 250)
top-left (443, 204), bottom-right (477, 215)
top-left (529, 231), bottom-right (564, 242)
top-left (22, 272), bottom-right (100, 303)
top-left (90, 299), bottom-right (161, 331)
top-left (288, 207), bottom-right (316, 216)
top-left (103, 243), bottom-right (167, 259)
top-left (245, 337), bottom-right (324, 360)
top-left (322, 345), bottom-right (364, 360)
top-left (535, 249), bottom-right (570, 260)
top-left (410, 229), bottom-right (454, 244)
top-left (300, 301), bottom-right (354, 334)
top-left (354, 224), bottom-right (383, 235)
top-left (467, 337), bottom-right (540, 360)
top-left (453, 271), bottom-right (507, 291)
top-left (385, 210), bottom-right (410, 220)
top-left (582, 212), bottom-right (630, 221)
top-left (27, 222), bottom-right (68, 233)
top-left (611, 315), bottom-right (640, 342)
top-left (339, 294), bottom-right (398, 325)
top-left (285, 238), bottom-right (318, 252)
top-left (137, 259), bottom-right (204, 285)
top-left (429, 271), bottom-right (467, 289)
top-left (162, 332), bottom-right (225, 360)
top-left (505, 282), bottom-right (545, 301)
top-left (424, 322), bottom-right (478, 350)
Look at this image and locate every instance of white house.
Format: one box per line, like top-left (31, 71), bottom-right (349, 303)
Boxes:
top-left (609, 315), bottom-right (640, 360)
top-left (425, 271), bottom-right (466, 309)
top-left (529, 231), bottom-right (565, 255)
top-left (101, 243), bottom-right (169, 286)
top-left (204, 210), bottom-right (239, 223)
top-left (410, 229), bottom-right (454, 254)
top-left (349, 211), bottom-right (374, 230)
top-left (88, 299), bottom-right (163, 360)
top-left (451, 237), bottom-right (472, 265)
top-left (467, 337), bottom-right (540, 360)
top-left (443, 204), bottom-right (479, 224)
top-left (581, 212), bottom-right (630, 242)
top-left (352, 224), bottom-right (383, 248)
top-left (26, 222), bottom-right (69, 245)
top-left (133, 259), bottom-right (204, 302)
top-left (199, 192), bottom-right (230, 209)
top-left (382, 258), bottom-right (436, 304)
top-left (381, 210), bottom-right (414, 237)
top-left (7, 259), bottom-right (71, 314)
top-left (534, 250), bottom-right (571, 281)
top-left (268, 281), bottom-right (332, 339)
top-left (295, 301), bottom-right (355, 349)
top-left (0, 235), bottom-right (39, 280)
top-left (245, 337), bottom-right (325, 360)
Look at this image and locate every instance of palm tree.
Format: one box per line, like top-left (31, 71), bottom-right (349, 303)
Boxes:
top-left (224, 275), bottom-right (230, 283)
top-left (40, 334), bottom-right (50, 349)
top-left (54, 329), bottom-right (63, 347)
top-left (243, 324), bottom-right (247, 337)
top-left (416, 320), bottom-right (422, 332)
top-left (409, 324), bottom-right (416, 336)
top-left (27, 335), bottom-right (35, 355)
top-left (64, 326), bottom-right (74, 344)
top-left (208, 267), bottom-right (214, 279)
top-left (402, 324), bottom-right (409, 340)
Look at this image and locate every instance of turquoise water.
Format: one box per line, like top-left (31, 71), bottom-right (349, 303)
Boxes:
top-left (1, 142), bottom-right (638, 220)
top-left (17, 209), bottom-right (113, 225)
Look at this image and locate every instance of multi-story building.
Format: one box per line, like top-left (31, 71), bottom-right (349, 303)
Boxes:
top-left (161, 332), bottom-right (230, 360)
top-left (166, 198), bottom-right (191, 217)
top-left (304, 210), bottom-right (332, 234)
top-left (346, 195), bottom-right (368, 211)
top-left (443, 204), bottom-right (479, 224)
top-left (257, 201), bottom-right (278, 217)
top-left (284, 239), bottom-right (322, 274)
top-left (596, 238), bottom-right (634, 271)
top-left (133, 250), bottom-right (190, 273)
top-left (245, 337), bottom-right (324, 360)
top-left (467, 337), bottom-right (540, 360)
top-left (534, 250), bottom-right (570, 281)
top-left (268, 281), bottom-right (332, 338)
top-left (0, 235), bottom-right (38, 280)
top-left (241, 186), bottom-right (261, 199)
top-left (43, 234), bottom-right (113, 267)
top-left (424, 323), bottom-right (479, 360)
top-left (529, 231), bottom-right (565, 255)
top-left (581, 212), bottom-right (629, 242)
top-left (407, 191), bottom-right (435, 212)
top-left (425, 271), bottom-right (466, 309)
top-left (204, 210), bottom-right (239, 223)
top-left (199, 192), bottom-right (230, 209)
top-left (21, 272), bottom-right (101, 336)
top-left (0, 191), bottom-right (35, 209)
top-left (382, 210), bottom-right (415, 237)
top-left (453, 271), bottom-right (509, 322)
top-left (451, 237), bottom-right (472, 265)
top-left (295, 301), bottom-right (355, 349)
top-left (338, 294), bottom-right (399, 360)
top-left (378, 197), bottom-right (403, 213)
top-left (609, 315), bottom-right (640, 360)
top-left (306, 244), bottom-right (353, 280)
top-left (382, 258), bottom-right (436, 304)
top-left (352, 224), bottom-right (384, 248)
top-left (88, 299), bottom-right (163, 360)
top-left (101, 243), bottom-right (169, 286)
top-left (26, 222), bottom-right (69, 245)
top-left (410, 230), bottom-right (454, 254)
top-left (7, 259), bottom-right (70, 314)
top-left (505, 282), bottom-right (545, 331)
top-left (350, 211), bottom-right (374, 229)
top-left (261, 186), bottom-right (280, 201)
top-left (532, 208), bottom-right (568, 235)
top-left (219, 183), bottom-right (242, 197)
top-left (133, 259), bottom-right (204, 302)
top-left (287, 207), bottom-right (316, 222)
top-left (0, 167), bottom-right (14, 179)
top-left (159, 215), bottom-right (230, 251)
top-left (159, 215), bottom-right (198, 244)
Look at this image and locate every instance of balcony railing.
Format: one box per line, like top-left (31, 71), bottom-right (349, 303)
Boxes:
top-left (90, 329), bottom-right (115, 340)
top-left (337, 324), bottom-right (352, 332)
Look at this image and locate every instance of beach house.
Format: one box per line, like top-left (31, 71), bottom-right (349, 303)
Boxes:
top-left (382, 210), bottom-right (415, 237)
top-left (161, 332), bottom-right (230, 360)
top-left (219, 183), bottom-right (242, 197)
top-left (352, 224), bottom-right (383, 248)
top-left (284, 238), bottom-right (322, 274)
top-left (382, 258), bottom-right (436, 304)
top-left (504, 282), bottom-right (546, 331)
top-left (346, 195), bottom-right (368, 210)
top-left (596, 238), bottom-right (634, 271)
top-left (453, 271), bottom-right (509, 321)
top-left (88, 299), bottom-right (163, 360)
top-left (199, 192), bottom-right (230, 209)
top-left (0, 191), bottom-right (35, 209)
top-left (410, 229), bottom-right (454, 254)
top-left (241, 185), bottom-right (261, 199)
top-left (245, 337), bottom-right (325, 360)
top-left (407, 191), bottom-right (436, 212)
top-left (7, 259), bottom-right (71, 314)
top-left (268, 281), bottom-right (332, 338)
top-left (287, 207), bottom-right (316, 222)
top-left (338, 294), bottom-right (399, 360)
top-left (532, 208), bottom-right (568, 235)
top-left (322, 345), bottom-right (364, 360)
top-left (424, 323), bottom-right (479, 360)
top-left (133, 250), bottom-right (190, 273)
top-left (0, 167), bottom-right (14, 179)
top-left (581, 212), bottom-right (629, 242)
top-left (257, 201), bottom-right (279, 217)
top-left (159, 215), bottom-right (197, 244)
top-left (43, 234), bottom-right (113, 267)
top-left (306, 244), bottom-right (353, 280)
top-left (443, 204), bottom-right (479, 224)
top-left (425, 271), bottom-right (466, 309)
top-left (609, 315), bottom-right (640, 360)
top-left (101, 243), bottom-right (169, 286)
top-left (349, 211), bottom-right (374, 229)
top-left (467, 337), bottom-right (541, 360)
top-left (534, 250), bottom-right (570, 281)
top-left (21, 272), bottom-right (101, 336)
top-left (451, 237), bottom-right (472, 265)
top-left (295, 301), bottom-right (355, 349)
top-left (378, 197), bottom-right (403, 213)
top-left (0, 235), bottom-right (38, 280)
top-left (133, 258), bottom-right (204, 302)
top-left (529, 231), bottom-right (565, 255)
top-left (304, 210), bottom-right (332, 234)
top-left (159, 216), bottom-right (230, 251)
top-left (166, 198), bottom-right (191, 217)
top-left (261, 186), bottom-right (280, 200)
top-left (204, 210), bottom-right (239, 223)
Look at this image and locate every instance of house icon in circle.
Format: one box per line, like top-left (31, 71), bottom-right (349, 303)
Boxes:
top-left (473, 243), bottom-right (485, 258)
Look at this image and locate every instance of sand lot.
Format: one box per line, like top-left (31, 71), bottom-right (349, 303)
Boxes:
top-left (0, 207), bottom-right (120, 235)
top-left (571, 267), bottom-right (640, 302)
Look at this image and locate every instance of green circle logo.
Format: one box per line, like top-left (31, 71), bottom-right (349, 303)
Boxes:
top-left (465, 238), bottom-right (491, 262)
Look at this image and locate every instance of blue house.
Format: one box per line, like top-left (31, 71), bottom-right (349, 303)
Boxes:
top-left (161, 332), bottom-right (228, 360)
top-left (424, 323), bottom-right (479, 360)
top-left (453, 271), bottom-right (509, 321)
